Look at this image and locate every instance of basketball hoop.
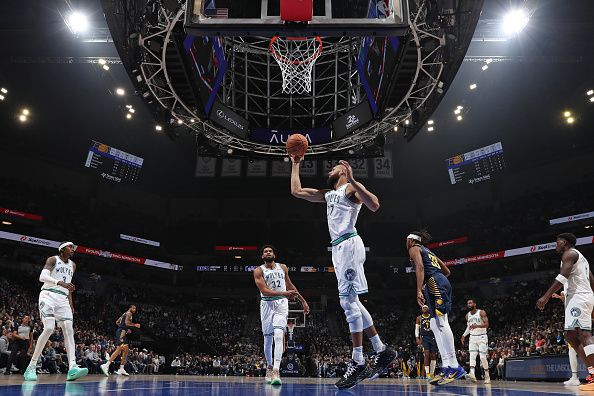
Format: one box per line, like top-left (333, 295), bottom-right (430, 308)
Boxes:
top-left (287, 321), bottom-right (296, 337)
top-left (269, 36), bottom-right (323, 95)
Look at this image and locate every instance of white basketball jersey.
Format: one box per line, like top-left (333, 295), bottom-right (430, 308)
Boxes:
top-left (563, 248), bottom-right (592, 295)
top-left (42, 256), bottom-right (74, 295)
top-left (467, 309), bottom-right (487, 336)
top-left (260, 263), bottom-right (286, 300)
top-left (325, 183), bottom-right (361, 241)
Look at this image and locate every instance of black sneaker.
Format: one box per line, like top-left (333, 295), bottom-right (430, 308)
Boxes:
top-left (335, 360), bottom-right (371, 390)
top-left (368, 346), bottom-right (397, 379)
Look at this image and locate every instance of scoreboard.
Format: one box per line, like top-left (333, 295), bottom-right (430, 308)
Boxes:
top-left (446, 142), bottom-right (506, 185)
top-left (84, 140), bottom-right (144, 183)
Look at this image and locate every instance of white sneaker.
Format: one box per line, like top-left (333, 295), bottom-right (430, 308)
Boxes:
top-left (100, 363), bottom-right (110, 376)
top-left (469, 373), bottom-right (477, 382)
top-left (265, 367), bottom-right (273, 384)
top-left (484, 375), bottom-right (491, 384)
top-left (117, 367), bottom-right (130, 376)
top-left (564, 377), bottom-right (580, 386)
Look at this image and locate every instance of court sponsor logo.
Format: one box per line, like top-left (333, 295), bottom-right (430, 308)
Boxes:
top-left (345, 115), bottom-right (360, 129)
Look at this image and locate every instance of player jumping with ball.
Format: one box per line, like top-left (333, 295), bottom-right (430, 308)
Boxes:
top-left (290, 155), bottom-right (396, 390)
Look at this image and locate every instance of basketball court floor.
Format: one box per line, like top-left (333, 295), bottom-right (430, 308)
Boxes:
top-left (0, 375), bottom-right (582, 395)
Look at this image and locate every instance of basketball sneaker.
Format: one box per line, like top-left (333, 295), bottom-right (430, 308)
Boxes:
top-left (564, 376), bottom-right (580, 386)
top-left (335, 360), bottom-right (371, 390)
top-left (66, 365), bottom-right (89, 381)
top-left (579, 374), bottom-right (594, 391)
top-left (484, 374), bottom-right (491, 384)
top-left (100, 362), bottom-right (110, 376)
top-left (116, 366), bottom-right (129, 376)
top-left (437, 365), bottom-right (467, 385)
top-left (368, 346), bottom-right (397, 379)
top-left (265, 367), bottom-right (273, 384)
top-left (23, 365), bottom-right (37, 381)
top-left (468, 372), bottom-right (477, 382)
top-left (270, 369), bottom-right (281, 385)
top-left (429, 368), bottom-right (446, 385)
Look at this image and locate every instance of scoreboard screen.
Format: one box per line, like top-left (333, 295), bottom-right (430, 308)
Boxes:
top-left (446, 142), bottom-right (506, 185)
top-left (84, 140), bottom-right (143, 183)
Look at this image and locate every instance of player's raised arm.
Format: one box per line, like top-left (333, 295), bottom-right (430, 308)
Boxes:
top-left (290, 155), bottom-right (327, 203)
top-left (253, 267), bottom-right (298, 299)
top-left (341, 160), bottom-right (380, 212)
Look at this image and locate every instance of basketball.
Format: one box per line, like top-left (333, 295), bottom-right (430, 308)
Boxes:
top-left (286, 134), bottom-right (308, 157)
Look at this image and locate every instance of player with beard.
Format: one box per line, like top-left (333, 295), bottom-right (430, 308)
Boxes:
top-left (253, 245), bottom-right (310, 385)
top-left (290, 157), bottom-right (396, 390)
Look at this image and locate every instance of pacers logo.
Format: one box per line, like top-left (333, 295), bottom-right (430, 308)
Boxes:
top-left (345, 268), bottom-right (357, 281)
top-left (436, 298), bottom-right (443, 306)
top-left (571, 307), bottom-right (582, 317)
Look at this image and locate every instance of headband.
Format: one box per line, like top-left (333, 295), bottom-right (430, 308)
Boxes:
top-left (407, 234), bottom-right (422, 242)
top-left (58, 242), bottom-right (74, 251)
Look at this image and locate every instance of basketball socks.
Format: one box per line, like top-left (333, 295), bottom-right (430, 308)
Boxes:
top-left (29, 318), bottom-right (56, 367)
top-left (369, 335), bottom-right (386, 353)
top-left (264, 335), bottom-right (273, 367)
top-left (438, 315), bottom-right (459, 368)
top-left (430, 360), bottom-right (436, 375)
top-left (352, 346), bottom-right (364, 365)
top-left (429, 318), bottom-right (450, 367)
top-left (59, 320), bottom-right (77, 369)
top-left (273, 329), bottom-right (284, 370)
top-left (425, 365), bottom-right (430, 376)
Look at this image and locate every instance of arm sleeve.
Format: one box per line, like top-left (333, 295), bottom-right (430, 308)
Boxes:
top-left (463, 326), bottom-right (470, 337)
top-left (414, 324), bottom-right (420, 338)
top-left (39, 269), bottom-right (58, 286)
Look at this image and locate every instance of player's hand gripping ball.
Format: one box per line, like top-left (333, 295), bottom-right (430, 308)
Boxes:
top-left (286, 134), bottom-right (308, 158)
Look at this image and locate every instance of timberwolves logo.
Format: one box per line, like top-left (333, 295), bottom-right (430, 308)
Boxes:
top-left (345, 268), bottom-right (357, 281)
top-left (571, 307), bottom-right (582, 317)
top-left (39, 301), bottom-right (45, 309)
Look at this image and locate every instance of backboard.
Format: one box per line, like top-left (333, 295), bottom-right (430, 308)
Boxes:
top-left (185, 0), bottom-right (409, 36)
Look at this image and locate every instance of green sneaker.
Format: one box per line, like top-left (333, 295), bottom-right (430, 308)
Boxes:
top-left (66, 366), bottom-right (89, 381)
top-left (24, 365), bottom-right (37, 381)
top-left (270, 370), bottom-right (282, 386)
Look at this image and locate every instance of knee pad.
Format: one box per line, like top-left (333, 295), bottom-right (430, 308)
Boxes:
top-left (355, 299), bottom-right (374, 329)
top-left (340, 296), bottom-right (363, 333)
top-left (42, 317), bottom-right (56, 333)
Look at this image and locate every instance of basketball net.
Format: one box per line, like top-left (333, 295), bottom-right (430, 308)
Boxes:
top-left (287, 322), bottom-right (296, 340)
top-left (270, 36), bottom-right (323, 94)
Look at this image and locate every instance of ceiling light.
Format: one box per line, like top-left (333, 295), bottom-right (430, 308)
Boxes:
top-left (566, 117), bottom-right (575, 124)
top-left (22, 108), bottom-right (30, 116)
top-left (587, 90), bottom-right (594, 96)
top-left (67, 12), bottom-right (89, 34)
top-left (393, 126), bottom-right (398, 132)
top-left (348, 149), bottom-right (355, 155)
top-left (503, 9), bottom-right (530, 35)
top-left (563, 111), bottom-right (571, 118)
top-left (126, 113), bottom-right (132, 119)
top-left (129, 108), bottom-right (135, 113)
top-left (177, 119), bottom-right (183, 125)
top-left (190, 118), bottom-right (195, 123)
top-left (115, 88), bottom-right (125, 96)
top-left (427, 120), bottom-right (434, 125)
top-left (404, 119), bottom-right (410, 125)
top-left (456, 115), bottom-right (463, 121)
top-left (457, 105), bottom-right (464, 110)
top-left (482, 65), bottom-right (489, 71)
top-left (1, 221), bottom-right (11, 225)
top-left (0, 95), bottom-right (4, 101)
top-left (585, 225), bottom-right (593, 229)
top-left (98, 59), bottom-right (106, 65)
top-left (427, 126), bottom-right (434, 132)
top-left (235, 256), bottom-right (241, 259)
top-left (102, 65), bottom-right (110, 71)
top-left (454, 109), bottom-right (461, 115)
top-left (125, 104), bottom-right (132, 109)
top-left (19, 115), bottom-right (27, 122)
top-left (485, 58), bottom-right (493, 64)
top-left (590, 97), bottom-right (594, 103)
top-left (155, 125), bottom-right (163, 131)
top-left (469, 84), bottom-right (477, 90)
top-left (283, 157), bottom-right (290, 162)
top-left (0, 88), bottom-right (7, 94)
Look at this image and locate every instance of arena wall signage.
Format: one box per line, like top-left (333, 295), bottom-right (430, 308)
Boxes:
top-left (332, 101), bottom-right (373, 139)
top-left (549, 210), bottom-right (594, 225)
top-left (426, 236), bottom-right (468, 249)
top-left (209, 100), bottom-right (249, 138)
top-left (0, 207), bottom-right (43, 222)
top-left (443, 235), bottom-right (594, 267)
top-left (120, 234), bottom-right (160, 247)
top-left (506, 355), bottom-right (588, 380)
top-left (250, 127), bottom-right (332, 145)
top-left (0, 230), bottom-right (180, 271)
